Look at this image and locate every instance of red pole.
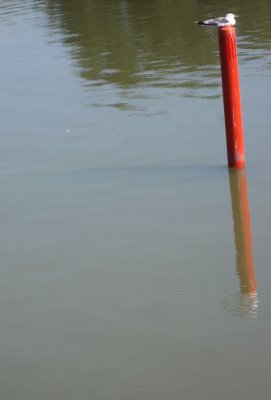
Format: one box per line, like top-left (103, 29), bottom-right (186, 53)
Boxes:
top-left (219, 26), bottom-right (245, 168)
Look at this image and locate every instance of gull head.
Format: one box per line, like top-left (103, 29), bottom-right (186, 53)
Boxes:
top-left (226, 13), bottom-right (238, 25)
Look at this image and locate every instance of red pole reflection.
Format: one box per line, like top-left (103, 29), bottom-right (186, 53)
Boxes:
top-left (228, 169), bottom-right (257, 300)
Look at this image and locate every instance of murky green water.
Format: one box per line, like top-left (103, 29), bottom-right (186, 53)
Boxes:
top-left (1, 0), bottom-right (271, 399)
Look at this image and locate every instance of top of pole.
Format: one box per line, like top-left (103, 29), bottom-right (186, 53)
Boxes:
top-left (219, 25), bottom-right (235, 31)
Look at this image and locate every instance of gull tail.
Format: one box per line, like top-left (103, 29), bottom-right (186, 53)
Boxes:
top-left (195, 21), bottom-right (206, 25)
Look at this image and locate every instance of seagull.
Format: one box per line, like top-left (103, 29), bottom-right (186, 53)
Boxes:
top-left (195, 13), bottom-right (238, 27)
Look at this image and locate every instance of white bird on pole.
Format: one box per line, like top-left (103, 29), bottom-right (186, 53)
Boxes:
top-left (195, 13), bottom-right (238, 27)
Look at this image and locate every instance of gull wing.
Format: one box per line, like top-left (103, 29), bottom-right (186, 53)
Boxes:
top-left (202, 16), bottom-right (228, 26)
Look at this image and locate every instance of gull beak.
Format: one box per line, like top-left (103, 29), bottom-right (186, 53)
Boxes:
top-left (235, 15), bottom-right (239, 18)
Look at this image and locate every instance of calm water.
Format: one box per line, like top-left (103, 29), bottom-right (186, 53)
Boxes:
top-left (1, 0), bottom-right (271, 399)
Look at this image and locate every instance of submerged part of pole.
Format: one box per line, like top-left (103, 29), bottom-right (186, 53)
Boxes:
top-left (219, 26), bottom-right (245, 168)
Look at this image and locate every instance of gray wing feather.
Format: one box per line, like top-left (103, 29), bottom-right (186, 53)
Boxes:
top-left (200, 16), bottom-right (229, 26)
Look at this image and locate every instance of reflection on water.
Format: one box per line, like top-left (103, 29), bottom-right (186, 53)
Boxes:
top-left (35, 0), bottom-right (271, 96)
top-left (1, 0), bottom-right (270, 106)
top-left (226, 169), bottom-right (259, 317)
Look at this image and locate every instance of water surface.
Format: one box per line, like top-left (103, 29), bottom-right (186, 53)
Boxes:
top-left (0, 0), bottom-right (271, 399)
